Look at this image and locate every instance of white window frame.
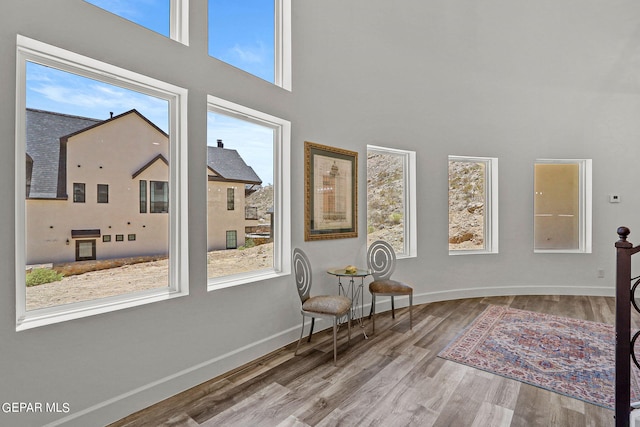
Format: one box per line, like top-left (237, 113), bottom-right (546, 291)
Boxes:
top-left (448, 155), bottom-right (499, 256)
top-left (84, 0), bottom-right (189, 46)
top-left (366, 145), bottom-right (417, 258)
top-left (534, 158), bottom-right (592, 254)
top-left (15, 35), bottom-right (189, 331)
top-left (208, 0), bottom-right (291, 90)
top-left (206, 95), bottom-right (291, 291)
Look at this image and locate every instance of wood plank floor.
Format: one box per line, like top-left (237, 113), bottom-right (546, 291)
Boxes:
top-left (109, 295), bottom-right (634, 427)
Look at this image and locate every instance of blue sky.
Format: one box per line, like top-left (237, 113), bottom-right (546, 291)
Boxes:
top-left (26, 0), bottom-right (275, 185)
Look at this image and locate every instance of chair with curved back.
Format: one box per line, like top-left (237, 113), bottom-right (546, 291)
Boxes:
top-left (367, 240), bottom-right (413, 334)
top-left (293, 248), bottom-right (351, 365)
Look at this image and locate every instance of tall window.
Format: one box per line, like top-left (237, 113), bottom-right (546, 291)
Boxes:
top-left (208, 0), bottom-right (291, 89)
top-left (73, 183), bottom-right (86, 203)
top-left (97, 184), bottom-right (109, 203)
top-left (84, 0), bottom-right (188, 44)
top-left (227, 188), bottom-right (235, 210)
top-left (448, 156), bottom-right (499, 255)
top-left (16, 35), bottom-right (188, 330)
top-left (366, 145), bottom-right (417, 257)
top-left (534, 159), bottom-right (592, 253)
top-left (207, 95), bottom-right (291, 289)
top-left (139, 180), bottom-right (147, 213)
top-left (150, 181), bottom-right (169, 213)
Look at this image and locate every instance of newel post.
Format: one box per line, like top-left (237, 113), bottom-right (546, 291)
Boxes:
top-left (616, 226), bottom-right (632, 427)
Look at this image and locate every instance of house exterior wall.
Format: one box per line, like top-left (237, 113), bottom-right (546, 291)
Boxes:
top-left (26, 112), bottom-right (256, 264)
top-left (26, 113), bottom-right (171, 264)
top-left (207, 180), bottom-right (247, 250)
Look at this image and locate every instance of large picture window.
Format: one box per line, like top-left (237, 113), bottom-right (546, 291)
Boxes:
top-left (448, 155), bottom-right (499, 255)
top-left (16, 35), bottom-right (188, 330)
top-left (366, 145), bottom-right (417, 257)
top-left (206, 95), bottom-right (290, 290)
top-left (534, 159), bottom-right (592, 253)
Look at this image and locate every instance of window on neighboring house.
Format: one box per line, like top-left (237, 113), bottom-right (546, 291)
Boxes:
top-left (116, 234), bottom-right (124, 242)
top-left (73, 183), bottom-right (86, 203)
top-left (76, 240), bottom-right (96, 261)
top-left (226, 230), bottom-right (237, 249)
top-left (128, 234), bottom-right (136, 241)
top-left (150, 181), bottom-right (169, 213)
top-left (17, 35), bottom-right (188, 330)
top-left (207, 95), bottom-right (291, 289)
top-left (208, 0), bottom-right (291, 89)
top-left (139, 180), bottom-right (147, 213)
top-left (227, 188), bottom-right (235, 210)
top-left (97, 184), bottom-right (109, 203)
top-left (366, 146), bottom-right (417, 258)
top-left (84, 0), bottom-right (188, 44)
top-left (103, 235), bottom-right (111, 242)
top-left (448, 155), bottom-right (499, 255)
top-left (534, 159), bottom-right (592, 253)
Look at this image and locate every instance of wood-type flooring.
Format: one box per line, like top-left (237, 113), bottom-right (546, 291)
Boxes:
top-left (109, 295), bottom-right (631, 427)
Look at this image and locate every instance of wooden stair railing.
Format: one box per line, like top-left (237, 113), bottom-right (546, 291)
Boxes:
top-left (615, 226), bottom-right (640, 427)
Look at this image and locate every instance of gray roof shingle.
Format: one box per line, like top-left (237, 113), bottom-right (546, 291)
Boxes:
top-left (207, 146), bottom-right (262, 185)
top-left (26, 109), bottom-right (102, 198)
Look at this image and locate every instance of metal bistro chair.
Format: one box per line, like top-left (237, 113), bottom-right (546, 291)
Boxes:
top-left (367, 240), bottom-right (413, 334)
top-left (293, 248), bottom-right (351, 365)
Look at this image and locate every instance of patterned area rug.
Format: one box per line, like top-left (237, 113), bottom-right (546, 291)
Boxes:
top-left (438, 305), bottom-right (640, 409)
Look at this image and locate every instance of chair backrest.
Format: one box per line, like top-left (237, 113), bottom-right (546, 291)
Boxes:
top-left (292, 248), bottom-right (312, 303)
top-left (367, 240), bottom-right (396, 281)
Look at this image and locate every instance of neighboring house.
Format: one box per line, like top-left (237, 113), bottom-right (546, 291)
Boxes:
top-left (25, 109), bottom-right (261, 264)
top-left (206, 139), bottom-right (262, 251)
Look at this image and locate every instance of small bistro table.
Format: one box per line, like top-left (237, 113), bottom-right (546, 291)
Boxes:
top-left (327, 267), bottom-right (370, 338)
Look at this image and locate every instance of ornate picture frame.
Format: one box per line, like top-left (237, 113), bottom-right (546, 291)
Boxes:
top-left (304, 141), bottom-right (358, 241)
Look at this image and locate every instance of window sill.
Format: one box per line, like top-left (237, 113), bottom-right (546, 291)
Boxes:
top-left (17, 287), bottom-right (187, 331)
top-left (207, 269), bottom-right (287, 292)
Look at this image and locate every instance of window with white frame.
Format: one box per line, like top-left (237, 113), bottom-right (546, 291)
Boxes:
top-left (448, 155), bottom-right (499, 255)
top-left (84, 0), bottom-right (189, 44)
top-left (16, 35), bottom-right (189, 330)
top-left (534, 159), bottom-right (592, 253)
top-left (206, 95), bottom-right (290, 289)
top-left (366, 145), bottom-right (417, 258)
top-left (208, 0), bottom-right (291, 89)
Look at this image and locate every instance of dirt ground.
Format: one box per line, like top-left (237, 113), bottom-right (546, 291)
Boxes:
top-left (26, 243), bottom-right (273, 311)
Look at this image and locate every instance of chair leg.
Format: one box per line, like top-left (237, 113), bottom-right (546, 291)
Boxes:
top-left (391, 296), bottom-right (395, 319)
top-left (347, 310), bottom-right (351, 344)
top-left (295, 315), bottom-right (306, 356)
top-left (371, 294), bottom-right (376, 334)
top-left (307, 317), bottom-right (315, 342)
top-left (409, 292), bottom-right (413, 329)
top-left (333, 317), bottom-right (338, 366)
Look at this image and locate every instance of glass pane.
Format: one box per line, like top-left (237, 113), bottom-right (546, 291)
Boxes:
top-left (25, 62), bottom-right (170, 311)
top-left (207, 111), bottom-right (273, 279)
top-left (208, 0), bottom-right (275, 83)
top-left (534, 163), bottom-right (580, 250)
top-left (449, 160), bottom-right (486, 251)
top-left (366, 150), bottom-right (405, 255)
top-left (85, 0), bottom-right (170, 37)
top-left (78, 241), bottom-right (94, 258)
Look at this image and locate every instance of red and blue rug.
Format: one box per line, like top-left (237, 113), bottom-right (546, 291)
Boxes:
top-left (438, 305), bottom-right (640, 409)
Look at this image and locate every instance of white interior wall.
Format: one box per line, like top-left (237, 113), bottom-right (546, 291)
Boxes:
top-left (1, 1), bottom-right (640, 425)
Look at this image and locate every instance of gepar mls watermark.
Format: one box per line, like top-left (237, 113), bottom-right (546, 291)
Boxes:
top-left (2, 402), bottom-right (70, 414)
